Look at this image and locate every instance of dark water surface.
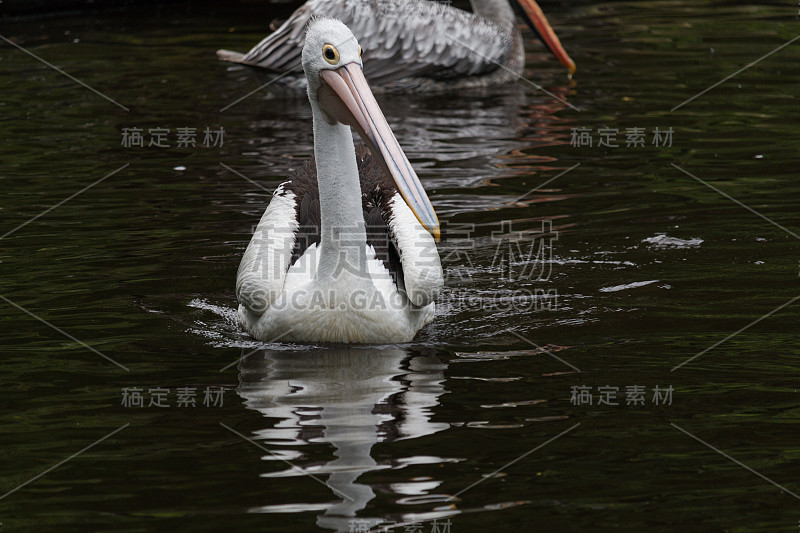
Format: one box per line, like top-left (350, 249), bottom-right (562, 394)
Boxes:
top-left (1, 1), bottom-right (798, 531)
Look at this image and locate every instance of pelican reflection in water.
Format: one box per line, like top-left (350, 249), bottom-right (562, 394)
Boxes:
top-left (237, 347), bottom-right (454, 531)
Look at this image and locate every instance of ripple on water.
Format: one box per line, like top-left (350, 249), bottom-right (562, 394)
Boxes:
top-left (642, 234), bottom-right (703, 248)
top-left (599, 280), bottom-right (660, 292)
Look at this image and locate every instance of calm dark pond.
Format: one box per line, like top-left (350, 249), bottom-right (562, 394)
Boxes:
top-left (1, 1), bottom-right (798, 531)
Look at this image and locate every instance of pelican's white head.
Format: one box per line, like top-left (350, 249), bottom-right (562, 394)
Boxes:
top-left (300, 17), bottom-right (440, 241)
top-left (302, 18), bottom-right (363, 99)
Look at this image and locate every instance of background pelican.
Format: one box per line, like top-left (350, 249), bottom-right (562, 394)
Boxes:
top-left (218, 0), bottom-right (575, 92)
top-left (236, 18), bottom-right (443, 343)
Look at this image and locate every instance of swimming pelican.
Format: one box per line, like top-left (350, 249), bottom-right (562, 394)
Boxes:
top-left (218, 0), bottom-right (575, 92)
top-left (236, 18), bottom-right (443, 344)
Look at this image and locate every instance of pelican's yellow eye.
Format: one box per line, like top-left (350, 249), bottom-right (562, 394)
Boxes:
top-left (322, 43), bottom-right (339, 65)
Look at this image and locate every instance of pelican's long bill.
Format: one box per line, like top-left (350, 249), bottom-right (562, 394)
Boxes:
top-left (513, 0), bottom-right (576, 75)
top-left (318, 63), bottom-right (440, 241)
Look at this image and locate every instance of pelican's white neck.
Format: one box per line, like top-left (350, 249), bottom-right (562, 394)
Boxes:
top-left (309, 100), bottom-right (368, 279)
